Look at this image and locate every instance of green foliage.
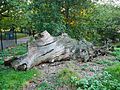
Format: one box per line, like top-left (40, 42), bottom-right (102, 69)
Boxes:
top-left (37, 68), bottom-right (80, 90)
top-left (106, 64), bottom-right (120, 82)
top-left (57, 68), bottom-right (79, 85)
top-left (95, 59), bottom-right (117, 66)
top-left (0, 66), bottom-right (39, 90)
top-left (69, 72), bottom-right (120, 90)
top-left (0, 59), bottom-right (4, 65)
top-left (3, 43), bottom-right (27, 56)
top-left (16, 33), bottom-right (27, 39)
top-left (56, 64), bottom-right (120, 90)
top-left (0, 0), bottom-right (30, 32)
top-left (31, 0), bottom-right (66, 35)
top-left (91, 5), bottom-right (120, 44)
top-left (38, 82), bottom-right (55, 90)
top-left (111, 47), bottom-right (120, 60)
top-left (1, 0), bottom-right (120, 45)
top-left (0, 0), bottom-right (12, 20)
top-left (0, 43), bottom-right (27, 65)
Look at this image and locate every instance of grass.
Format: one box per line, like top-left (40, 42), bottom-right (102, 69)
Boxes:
top-left (111, 47), bottom-right (120, 60)
top-left (0, 42), bottom-right (40, 90)
top-left (37, 68), bottom-right (79, 90)
top-left (0, 65), bottom-right (40, 90)
top-left (7, 43), bottom-right (28, 56)
top-left (105, 63), bottom-right (120, 82)
top-left (0, 43), bottom-right (27, 65)
top-left (113, 42), bottom-right (120, 47)
top-left (38, 82), bottom-right (55, 90)
top-left (55, 66), bottom-right (120, 90)
top-left (57, 68), bottom-right (79, 84)
top-left (95, 59), bottom-right (117, 66)
top-left (16, 33), bottom-right (27, 39)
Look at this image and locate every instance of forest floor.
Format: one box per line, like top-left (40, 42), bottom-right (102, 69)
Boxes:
top-left (24, 55), bottom-right (116, 90)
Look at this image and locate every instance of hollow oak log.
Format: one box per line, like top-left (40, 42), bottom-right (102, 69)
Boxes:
top-left (11, 31), bottom-right (94, 70)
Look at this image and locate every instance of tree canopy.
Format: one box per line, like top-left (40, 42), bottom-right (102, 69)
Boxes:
top-left (0, 0), bottom-right (120, 44)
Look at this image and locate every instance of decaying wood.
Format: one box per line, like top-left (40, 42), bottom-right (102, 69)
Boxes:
top-left (11, 31), bottom-right (96, 70)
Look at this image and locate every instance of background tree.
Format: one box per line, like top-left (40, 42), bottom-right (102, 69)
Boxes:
top-left (30, 0), bottom-right (94, 36)
top-left (30, 0), bottom-right (66, 36)
top-left (91, 5), bottom-right (120, 45)
top-left (0, 0), bottom-right (30, 31)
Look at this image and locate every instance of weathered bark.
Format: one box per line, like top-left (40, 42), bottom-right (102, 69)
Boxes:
top-left (11, 31), bottom-right (94, 70)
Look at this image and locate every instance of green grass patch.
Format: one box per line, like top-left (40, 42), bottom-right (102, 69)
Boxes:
top-left (111, 47), bottom-right (120, 61)
top-left (16, 33), bottom-right (27, 39)
top-left (95, 59), bottom-right (117, 66)
top-left (105, 63), bottom-right (120, 82)
top-left (8, 43), bottom-right (27, 56)
top-left (0, 60), bottom-right (4, 65)
top-left (0, 65), bottom-right (40, 90)
top-left (38, 82), bottom-right (55, 90)
top-left (57, 68), bottom-right (79, 85)
top-left (113, 42), bottom-right (120, 47)
top-left (38, 68), bottom-right (79, 90)
top-left (0, 44), bottom-right (27, 65)
top-left (55, 64), bottom-right (120, 90)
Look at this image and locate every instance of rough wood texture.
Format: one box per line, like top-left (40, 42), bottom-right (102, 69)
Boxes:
top-left (11, 31), bottom-right (95, 70)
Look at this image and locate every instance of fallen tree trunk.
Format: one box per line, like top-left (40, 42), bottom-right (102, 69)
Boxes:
top-left (11, 31), bottom-right (95, 70)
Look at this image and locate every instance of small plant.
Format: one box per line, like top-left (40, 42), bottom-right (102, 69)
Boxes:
top-left (105, 63), bottom-right (120, 82)
top-left (81, 64), bottom-right (89, 70)
top-left (90, 68), bottom-right (96, 72)
top-left (111, 47), bottom-right (120, 61)
top-left (38, 82), bottom-right (55, 90)
top-left (57, 68), bottom-right (79, 85)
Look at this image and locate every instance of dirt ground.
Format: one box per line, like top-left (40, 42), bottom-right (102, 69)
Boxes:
top-left (23, 55), bottom-right (116, 90)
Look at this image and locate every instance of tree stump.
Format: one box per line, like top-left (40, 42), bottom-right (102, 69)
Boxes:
top-left (11, 31), bottom-right (95, 70)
